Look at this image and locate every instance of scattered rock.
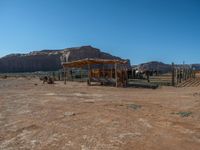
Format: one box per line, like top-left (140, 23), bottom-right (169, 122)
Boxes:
top-left (82, 100), bottom-right (95, 103)
top-left (138, 118), bottom-right (152, 128)
top-left (81, 145), bottom-right (90, 150)
top-left (193, 92), bottom-right (200, 97)
top-left (118, 132), bottom-right (141, 139)
top-left (45, 93), bottom-right (56, 96)
top-left (64, 112), bottom-right (76, 117)
top-left (175, 111), bottom-right (192, 117)
top-left (127, 104), bottom-right (142, 110)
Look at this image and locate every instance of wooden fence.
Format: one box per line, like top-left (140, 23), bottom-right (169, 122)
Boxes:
top-left (49, 63), bottom-right (196, 87)
top-left (171, 63), bottom-right (195, 86)
top-left (128, 63), bottom-right (196, 87)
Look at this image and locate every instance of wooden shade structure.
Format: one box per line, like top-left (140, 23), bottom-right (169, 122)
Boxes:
top-left (62, 58), bottom-right (128, 87)
top-left (62, 58), bottom-right (128, 67)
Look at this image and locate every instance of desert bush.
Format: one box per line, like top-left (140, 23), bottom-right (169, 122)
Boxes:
top-left (176, 111), bottom-right (192, 117)
top-left (127, 104), bottom-right (142, 110)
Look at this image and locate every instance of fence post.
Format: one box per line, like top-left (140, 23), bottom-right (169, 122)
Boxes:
top-left (115, 63), bottom-right (118, 87)
top-left (64, 68), bottom-right (67, 84)
top-left (172, 62), bottom-right (175, 86)
top-left (52, 72), bottom-right (55, 81)
top-left (179, 69), bottom-right (181, 83)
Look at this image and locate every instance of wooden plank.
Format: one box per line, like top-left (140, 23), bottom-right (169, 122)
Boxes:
top-left (64, 68), bottom-right (67, 84)
top-left (115, 63), bottom-right (118, 87)
top-left (87, 63), bottom-right (91, 85)
top-left (172, 62), bottom-right (175, 86)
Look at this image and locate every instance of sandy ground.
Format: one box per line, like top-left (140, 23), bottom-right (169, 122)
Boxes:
top-left (0, 78), bottom-right (200, 150)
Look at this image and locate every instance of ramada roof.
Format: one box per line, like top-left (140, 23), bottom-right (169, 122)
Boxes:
top-left (62, 58), bottom-right (128, 68)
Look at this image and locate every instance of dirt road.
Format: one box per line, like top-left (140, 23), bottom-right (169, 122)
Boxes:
top-left (0, 78), bottom-right (200, 150)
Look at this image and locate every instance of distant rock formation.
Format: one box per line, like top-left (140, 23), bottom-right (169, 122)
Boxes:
top-left (191, 64), bottom-right (200, 71)
top-left (0, 50), bottom-right (63, 73)
top-left (61, 46), bottom-right (122, 62)
top-left (138, 61), bottom-right (172, 73)
top-left (0, 46), bottom-right (129, 73)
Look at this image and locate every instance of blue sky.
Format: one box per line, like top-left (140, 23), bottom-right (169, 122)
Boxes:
top-left (0, 0), bottom-right (200, 64)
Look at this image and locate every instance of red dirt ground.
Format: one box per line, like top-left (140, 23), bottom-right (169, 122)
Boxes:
top-left (0, 78), bottom-right (200, 150)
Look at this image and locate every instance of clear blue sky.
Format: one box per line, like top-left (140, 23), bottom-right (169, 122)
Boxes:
top-left (0, 0), bottom-right (200, 64)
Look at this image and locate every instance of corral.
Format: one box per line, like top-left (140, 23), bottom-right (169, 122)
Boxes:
top-left (60, 60), bottom-right (198, 89)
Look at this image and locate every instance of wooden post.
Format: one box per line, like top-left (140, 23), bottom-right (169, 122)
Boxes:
top-left (147, 71), bottom-right (150, 83)
top-left (115, 63), bottom-right (118, 87)
top-left (124, 66), bottom-right (128, 87)
top-left (175, 68), bottom-right (177, 86)
top-left (80, 68), bottom-right (83, 82)
top-left (180, 69), bottom-right (183, 83)
top-left (183, 68), bottom-right (186, 80)
top-left (70, 69), bottom-right (73, 81)
top-left (185, 68), bottom-right (187, 80)
top-left (60, 71), bottom-right (63, 81)
top-left (185, 69), bottom-right (188, 80)
top-left (172, 63), bottom-right (175, 86)
top-left (87, 63), bottom-right (91, 85)
top-left (186, 69), bottom-right (188, 80)
top-left (132, 68), bottom-right (134, 79)
top-left (58, 72), bottom-right (60, 81)
top-left (193, 70), bottom-right (195, 78)
top-left (111, 68), bottom-right (113, 78)
top-left (102, 64), bottom-right (105, 85)
top-left (64, 67), bottom-right (67, 84)
top-left (188, 69), bottom-right (190, 79)
top-left (52, 72), bottom-right (55, 81)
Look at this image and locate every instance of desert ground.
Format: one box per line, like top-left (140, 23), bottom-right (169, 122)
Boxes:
top-left (0, 77), bottom-right (200, 150)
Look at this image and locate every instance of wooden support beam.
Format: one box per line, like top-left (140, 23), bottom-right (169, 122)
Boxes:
top-left (175, 68), bottom-right (177, 85)
top-left (179, 69), bottom-right (182, 83)
top-left (64, 67), bottom-right (67, 84)
top-left (124, 66), bottom-right (128, 87)
top-left (80, 68), bottom-right (83, 82)
top-left (172, 62), bottom-right (175, 86)
top-left (87, 63), bottom-right (91, 85)
top-left (102, 64), bottom-right (105, 85)
top-left (111, 68), bottom-right (113, 78)
top-left (183, 68), bottom-right (186, 80)
top-left (132, 68), bottom-right (134, 79)
top-left (115, 63), bottom-right (118, 87)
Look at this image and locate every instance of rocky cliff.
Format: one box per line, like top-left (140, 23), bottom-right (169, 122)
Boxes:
top-left (0, 46), bottom-right (129, 73)
top-left (0, 50), bottom-right (63, 73)
top-left (137, 61), bottom-right (200, 73)
top-left (138, 61), bottom-right (172, 73)
top-left (191, 64), bottom-right (200, 71)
